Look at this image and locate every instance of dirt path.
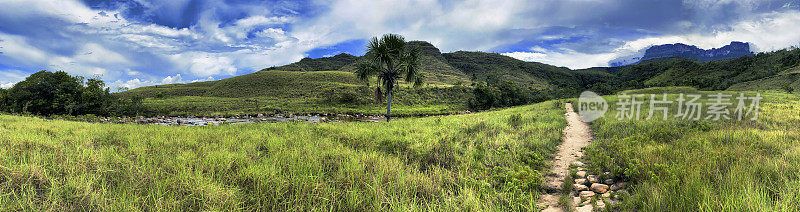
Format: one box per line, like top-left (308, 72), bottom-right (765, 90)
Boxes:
top-left (539, 103), bottom-right (594, 212)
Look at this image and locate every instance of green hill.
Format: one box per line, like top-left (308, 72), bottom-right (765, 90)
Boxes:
top-left (575, 48), bottom-right (800, 92)
top-left (441, 51), bottom-right (580, 89)
top-left (261, 53), bottom-right (358, 72)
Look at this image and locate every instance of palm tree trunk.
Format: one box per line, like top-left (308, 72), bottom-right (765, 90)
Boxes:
top-left (386, 89), bottom-right (392, 122)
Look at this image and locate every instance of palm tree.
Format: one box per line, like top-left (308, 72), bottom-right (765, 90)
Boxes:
top-left (355, 34), bottom-right (423, 122)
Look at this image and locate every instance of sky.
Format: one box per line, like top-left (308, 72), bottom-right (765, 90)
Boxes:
top-left (1, 0), bottom-right (800, 89)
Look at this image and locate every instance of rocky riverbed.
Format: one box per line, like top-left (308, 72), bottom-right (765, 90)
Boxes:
top-left (125, 113), bottom-right (386, 126)
top-left (56, 113), bottom-right (386, 126)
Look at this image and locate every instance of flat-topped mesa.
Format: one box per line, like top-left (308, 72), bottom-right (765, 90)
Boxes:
top-left (641, 41), bottom-right (752, 62)
top-left (611, 41), bottom-right (753, 67)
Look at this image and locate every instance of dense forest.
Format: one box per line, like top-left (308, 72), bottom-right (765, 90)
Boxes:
top-left (0, 70), bottom-right (145, 116)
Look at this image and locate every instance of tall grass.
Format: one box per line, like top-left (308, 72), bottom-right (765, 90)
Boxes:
top-left (583, 87), bottom-right (800, 211)
top-left (0, 101), bottom-right (566, 211)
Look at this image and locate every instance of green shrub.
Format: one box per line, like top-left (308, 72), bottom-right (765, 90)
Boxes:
top-left (782, 84), bottom-right (795, 93)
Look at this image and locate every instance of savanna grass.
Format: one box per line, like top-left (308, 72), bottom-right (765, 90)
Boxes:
top-left (0, 101), bottom-right (566, 211)
top-left (582, 87), bottom-right (800, 211)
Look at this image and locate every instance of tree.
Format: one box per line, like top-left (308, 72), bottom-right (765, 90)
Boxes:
top-left (6, 70), bottom-right (83, 115)
top-left (81, 78), bottom-right (112, 115)
top-left (0, 88), bottom-right (7, 112)
top-left (354, 34), bottom-right (423, 121)
top-left (1, 70), bottom-right (121, 116)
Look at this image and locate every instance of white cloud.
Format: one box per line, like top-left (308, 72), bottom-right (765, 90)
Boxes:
top-left (191, 76), bottom-right (215, 83)
top-left (0, 33), bottom-right (50, 67)
top-left (1, 82), bottom-right (13, 89)
top-left (168, 52), bottom-right (237, 77)
top-left (0, 69), bottom-right (27, 88)
top-left (161, 74), bottom-right (183, 84)
top-left (74, 43), bottom-right (131, 66)
top-left (503, 50), bottom-right (618, 69)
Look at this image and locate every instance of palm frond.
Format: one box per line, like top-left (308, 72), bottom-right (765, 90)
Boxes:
top-left (354, 60), bottom-right (381, 82)
top-left (383, 34), bottom-right (406, 58)
top-left (402, 46), bottom-right (422, 85)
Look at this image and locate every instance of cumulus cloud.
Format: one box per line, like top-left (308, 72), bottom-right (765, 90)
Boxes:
top-left (0, 0), bottom-right (307, 88)
top-left (0, 69), bottom-right (28, 88)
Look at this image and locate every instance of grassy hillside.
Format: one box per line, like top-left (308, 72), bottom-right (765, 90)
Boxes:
top-left (727, 73), bottom-right (800, 91)
top-left (442, 51), bottom-right (580, 90)
top-left (584, 48), bottom-right (800, 92)
top-left (261, 53), bottom-right (358, 72)
top-left (576, 87), bottom-right (800, 211)
top-left (0, 100), bottom-right (566, 211)
top-left (123, 71), bottom-right (360, 99)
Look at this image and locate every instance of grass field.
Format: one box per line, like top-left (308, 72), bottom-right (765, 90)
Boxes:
top-left (120, 70), bottom-right (474, 116)
top-left (0, 100), bottom-right (566, 211)
top-left (136, 85), bottom-right (473, 117)
top-left (578, 87), bottom-right (800, 211)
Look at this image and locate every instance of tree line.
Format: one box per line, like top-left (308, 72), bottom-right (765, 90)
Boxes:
top-left (467, 74), bottom-right (568, 110)
top-left (0, 70), bottom-right (145, 116)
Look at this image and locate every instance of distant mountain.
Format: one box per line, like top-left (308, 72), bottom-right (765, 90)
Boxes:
top-left (610, 41), bottom-right (753, 66)
top-left (585, 47), bottom-right (800, 91)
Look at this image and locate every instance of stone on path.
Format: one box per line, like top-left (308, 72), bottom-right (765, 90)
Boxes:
top-left (611, 182), bottom-right (627, 191)
top-left (576, 171), bottom-right (587, 178)
top-left (596, 200), bottom-right (607, 209)
top-left (576, 204), bottom-right (593, 212)
top-left (571, 161), bottom-right (585, 167)
top-left (575, 178), bottom-right (587, 185)
top-left (575, 184), bottom-right (589, 191)
top-left (591, 183), bottom-right (609, 193)
top-left (587, 175), bottom-right (599, 183)
top-left (580, 191), bottom-right (596, 200)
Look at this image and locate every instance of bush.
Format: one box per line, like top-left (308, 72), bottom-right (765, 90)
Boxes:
top-left (782, 84), bottom-right (794, 93)
top-left (469, 81), bottom-right (543, 110)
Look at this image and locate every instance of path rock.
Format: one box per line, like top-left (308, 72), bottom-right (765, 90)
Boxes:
top-left (575, 178), bottom-right (587, 185)
top-left (576, 171), bottom-right (587, 178)
top-left (571, 161), bottom-right (585, 167)
top-left (591, 183), bottom-right (609, 193)
top-left (602, 192), bottom-right (612, 198)
top-left (596, 200), bottom-right (607, 209)
top-left (573, 196), bottom-right (582, 205)
top-left (611, 182), bottom-right (627, 191)
top-left (576, 204), bottom-right (593, 212)
top-left (604, 178), bottom-right (614, 185)
top-left (580, 191), bottom-right (596, 200)
top-left (575, 184), bottom-right (589, 191)
top-left (587, 175), bottom-right (599, 183)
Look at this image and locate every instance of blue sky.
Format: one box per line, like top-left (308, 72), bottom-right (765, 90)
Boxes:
top-left (1, 0), bottom-right (799, 89)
